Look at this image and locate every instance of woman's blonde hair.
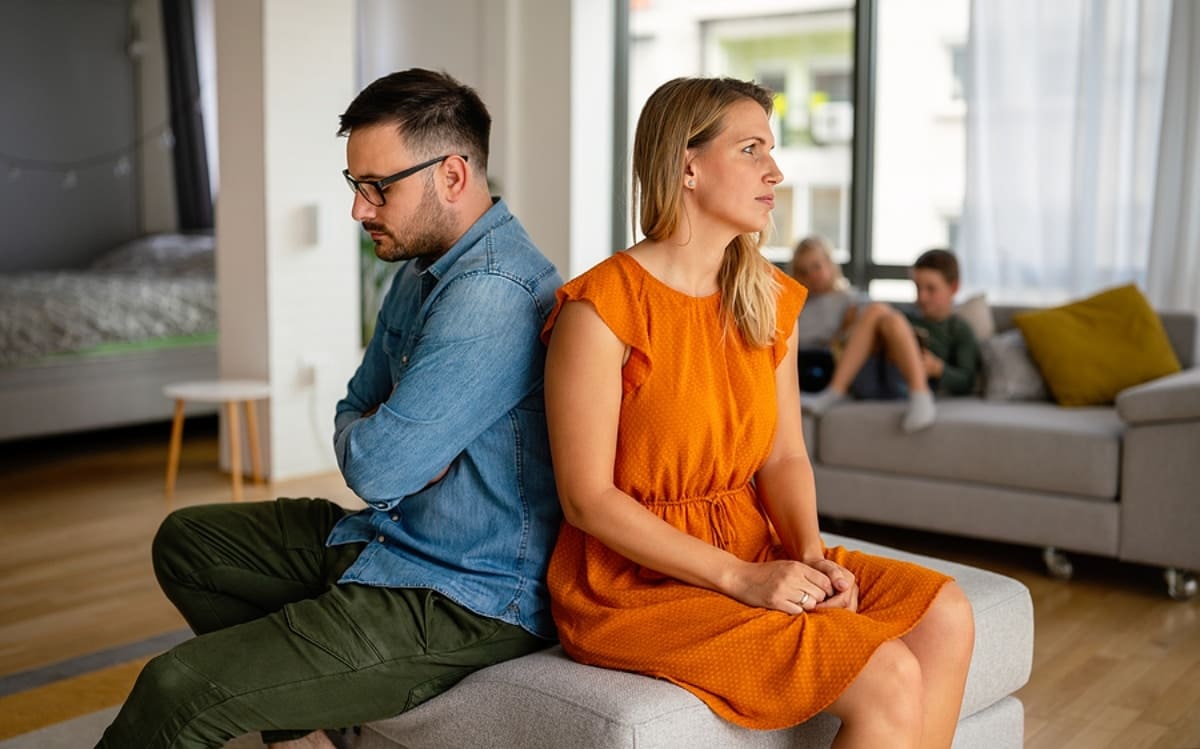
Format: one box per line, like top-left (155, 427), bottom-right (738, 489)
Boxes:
top-left (632, 77), bottom-right (781, 348)
top-left (793, 235), bottom-right (849, 291)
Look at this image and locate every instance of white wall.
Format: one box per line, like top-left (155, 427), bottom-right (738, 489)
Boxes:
top-left (214, 0), bottom-right (360, 480)
top-left (569, 0), bottom-right (616, 273)
top-left (355, 0), bottom-right (614, 279)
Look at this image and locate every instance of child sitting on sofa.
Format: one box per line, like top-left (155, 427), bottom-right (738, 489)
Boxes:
top-left (790, 236), bottom-right (866, 392)
top-left (804, 248), bottom-right (980, 433)
top-left (791, 235), bottom-right (863, 349)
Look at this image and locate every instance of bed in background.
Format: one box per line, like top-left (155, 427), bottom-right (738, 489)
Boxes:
top-left (0, 233), bottom-right (218, 441)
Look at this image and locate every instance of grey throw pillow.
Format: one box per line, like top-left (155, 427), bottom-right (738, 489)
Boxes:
top-left (981, 329), bottom-right (1050, 401)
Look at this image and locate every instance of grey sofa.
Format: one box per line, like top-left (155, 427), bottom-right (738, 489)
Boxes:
top-left (805, 304), bottom-right (1200, 599)
top-left (356, 533), bottom-right (1032, 749)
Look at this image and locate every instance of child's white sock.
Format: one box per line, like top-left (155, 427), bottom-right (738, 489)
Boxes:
top-left (805, 388), bottom-right (848, 416)
top-left (902, 390), bottom-right (936, 433)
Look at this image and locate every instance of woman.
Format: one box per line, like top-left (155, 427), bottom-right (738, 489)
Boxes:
top-left (541, 77), bottom-right (974, 748)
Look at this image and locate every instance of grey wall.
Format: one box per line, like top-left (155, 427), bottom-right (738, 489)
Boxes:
top-left (0, 0), bottom-right (139, 272)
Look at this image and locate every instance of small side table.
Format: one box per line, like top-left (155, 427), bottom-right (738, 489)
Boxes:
top-left (164, 379), bottom-right (271, 501)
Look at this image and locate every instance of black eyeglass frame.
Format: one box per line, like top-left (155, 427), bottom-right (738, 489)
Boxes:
top-left (342, 154), bottom-right (468, 206)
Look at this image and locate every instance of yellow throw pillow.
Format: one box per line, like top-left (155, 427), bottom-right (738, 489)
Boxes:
top-left (1013, 284), bottom-right (1181, 407)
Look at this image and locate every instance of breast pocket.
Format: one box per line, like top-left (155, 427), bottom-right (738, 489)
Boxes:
top-left (380, 325), bottom-right (411, 382)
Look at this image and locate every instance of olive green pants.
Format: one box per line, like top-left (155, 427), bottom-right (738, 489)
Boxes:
top-left (98, 498), bottom-right (549, 749)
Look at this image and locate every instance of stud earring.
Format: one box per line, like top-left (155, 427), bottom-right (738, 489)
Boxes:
top-left (687, 179), bottom-right (695, 188)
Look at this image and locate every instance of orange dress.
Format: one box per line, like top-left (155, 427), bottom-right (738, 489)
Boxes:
top-left (542, 252), bottom-right (951, 730)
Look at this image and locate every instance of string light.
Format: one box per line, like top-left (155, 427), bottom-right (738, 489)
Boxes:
top-left (0, 121), bottom-right (173, 190)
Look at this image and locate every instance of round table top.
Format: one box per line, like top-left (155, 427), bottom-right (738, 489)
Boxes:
top-left (164, 380), bottom-right (272, 402)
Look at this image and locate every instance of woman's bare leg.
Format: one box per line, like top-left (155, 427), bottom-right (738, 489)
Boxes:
top-left (901, 583), bottom-right (975, 749)
top-left (825, 639), bottom-right (924, 749)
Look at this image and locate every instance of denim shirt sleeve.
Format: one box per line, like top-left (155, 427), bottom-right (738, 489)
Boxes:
top-left (333, 272), bottom-right (546, 504)
top-left (334, 301), bottom-right (396, 437)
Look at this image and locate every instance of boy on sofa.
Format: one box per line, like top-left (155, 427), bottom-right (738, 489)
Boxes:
top-left (804, 248), bottom-right (979, 432)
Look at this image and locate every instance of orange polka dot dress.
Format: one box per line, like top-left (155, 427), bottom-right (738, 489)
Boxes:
top-left (541, 252), bottom-right (952, 730)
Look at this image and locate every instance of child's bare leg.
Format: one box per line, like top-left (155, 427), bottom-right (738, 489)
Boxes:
top-left (828, 303), bottom-right (890, 393)
top-left (878, 310), bottom-right (930, 394)
top-left (876, 310), bottom-right (936, 432)
top-left (806, 303), bottom-right (889, 415)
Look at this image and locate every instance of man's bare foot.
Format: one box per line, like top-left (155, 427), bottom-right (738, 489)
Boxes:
top-left (266, 730), bottom-right (338, 749)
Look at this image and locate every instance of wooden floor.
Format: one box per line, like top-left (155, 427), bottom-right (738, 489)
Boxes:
top-left (1, 419), bottom-right (1198, 748)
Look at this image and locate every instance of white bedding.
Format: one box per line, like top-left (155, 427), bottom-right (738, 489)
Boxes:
top-left (0, 234), bottom-right (217, 366)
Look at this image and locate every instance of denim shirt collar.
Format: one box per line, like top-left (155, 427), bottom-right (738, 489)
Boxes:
top-left (418, 198), bottom-right (511, 288)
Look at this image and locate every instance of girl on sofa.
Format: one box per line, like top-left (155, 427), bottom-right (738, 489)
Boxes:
top-left (791, 234), bottom-right (861, 349)
top-left (791, 235), bottom-right (864, 392)
top-left (540, 75), bottom-right (974, 749)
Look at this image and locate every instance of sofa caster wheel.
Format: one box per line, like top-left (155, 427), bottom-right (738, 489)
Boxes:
top-left (1164, 569), bottom-right (1198, 601)
top-left (1042, 547), bottom-right (1074, 580)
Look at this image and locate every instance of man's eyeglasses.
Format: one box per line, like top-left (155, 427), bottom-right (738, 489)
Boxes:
top-left (342, 154), bottom-right (468, 207)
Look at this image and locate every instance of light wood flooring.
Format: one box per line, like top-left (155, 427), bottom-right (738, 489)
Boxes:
top-left (1, 418), bottom-right (1198, 748)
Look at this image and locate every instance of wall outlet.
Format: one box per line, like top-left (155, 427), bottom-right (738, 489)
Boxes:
top-left (297, 353), bottom-right (320, 386)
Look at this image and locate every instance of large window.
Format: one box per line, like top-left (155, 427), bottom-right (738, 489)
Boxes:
top-left (867, 0), bottom-right (968, 298)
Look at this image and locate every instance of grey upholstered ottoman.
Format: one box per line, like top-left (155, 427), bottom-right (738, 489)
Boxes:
top-left (356, 534), bottom-right (1033, 749)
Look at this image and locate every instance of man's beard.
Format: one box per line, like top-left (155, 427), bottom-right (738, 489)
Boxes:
top-left (366, 183), bottom-right (456, 263)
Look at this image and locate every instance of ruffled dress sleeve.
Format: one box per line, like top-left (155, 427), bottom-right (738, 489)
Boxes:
top-left (541, 254), bottom-right (654, 394)
top-left (771, 266), bottom-right (809, 367)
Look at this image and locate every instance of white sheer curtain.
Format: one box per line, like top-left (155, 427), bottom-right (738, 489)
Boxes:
top-left (1146, 1), bottom-right (1200, 313)
top-left (960, 0), bottom-right (1171, 304)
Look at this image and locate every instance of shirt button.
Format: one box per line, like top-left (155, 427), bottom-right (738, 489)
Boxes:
top-left (374, 502), bottom-right (387, 509)
top-left (401, 355), bottom-right (408, 365)
top-left (377, 535), bottom-right (386, 543)
top-left (390, 514), bottom-right (400, 522)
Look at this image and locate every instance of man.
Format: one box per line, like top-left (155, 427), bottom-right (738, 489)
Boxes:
top-left (99, 69), bottom-right (563, 749)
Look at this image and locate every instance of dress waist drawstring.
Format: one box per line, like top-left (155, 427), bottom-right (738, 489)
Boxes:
top-left (640, 484), bottom-right (752, 551)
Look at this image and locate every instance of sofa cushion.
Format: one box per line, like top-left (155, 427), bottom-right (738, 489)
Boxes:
top-left (1013, 284), bottom-right (1182, 406)
top-left (956, 293), bottom-right (996, 343)
top-left (356, 533), bottom-right (1032, 749)
top-left (819, 399), bottom-right (1123, 499)
top-left (980, 329), bottom-right (1050, 402)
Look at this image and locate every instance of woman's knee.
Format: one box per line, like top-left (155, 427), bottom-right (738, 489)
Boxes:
top-left (830, 640), bottom-right (923, 730)
top-left (926, 582), bottom-right (976, 650)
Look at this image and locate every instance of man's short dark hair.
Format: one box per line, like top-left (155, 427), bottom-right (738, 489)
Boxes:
top-left (913, 248), bottom-right (960, 285)
top-left (338, 68), bottom-right (491, 172)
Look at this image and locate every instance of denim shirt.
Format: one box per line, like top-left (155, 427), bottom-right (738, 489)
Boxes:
top-left (328, 199), bottom-right (563, 639)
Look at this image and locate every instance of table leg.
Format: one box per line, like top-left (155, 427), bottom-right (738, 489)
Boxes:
top-left (165, 399), bottom-right (186, 501)
top-left (244, 400), bottom-right (264, 484)
top-left (225, 401), bottom-right (243, 501)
